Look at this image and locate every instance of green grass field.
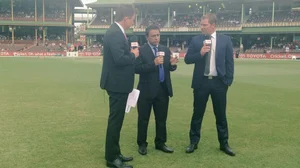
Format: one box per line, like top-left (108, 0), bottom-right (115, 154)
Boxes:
top-left (1, 57), bottom-right (300, 168)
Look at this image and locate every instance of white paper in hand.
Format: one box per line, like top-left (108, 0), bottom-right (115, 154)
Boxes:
top-left (125, 89), bottom-right (140, 113)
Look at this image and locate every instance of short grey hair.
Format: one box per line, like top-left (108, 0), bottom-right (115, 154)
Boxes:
top-left (201, 13), bottom-right (217, 25)
top-left (115, 4), bottom-right (136, 22)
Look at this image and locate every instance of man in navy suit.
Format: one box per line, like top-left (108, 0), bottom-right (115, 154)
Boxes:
top-left (184, 13), bottom-right (235, 156)
top-left (135, 25), bottom-right (178, 156)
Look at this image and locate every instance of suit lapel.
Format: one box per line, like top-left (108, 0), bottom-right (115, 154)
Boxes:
top-left (145, 43), bottom-right (156, 57)
top-left (111, 23), bottom-right (128, 42)
top-left (111, 23), bottom-right (120, 32)
top-left (144, 44), bottom-right (156, 62)
top-left (215, 34), bottom-right (220, 60)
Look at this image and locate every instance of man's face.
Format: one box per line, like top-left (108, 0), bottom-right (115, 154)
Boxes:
top-left (147, 29), bottom-right (160, 46)
top-left (200, 18), bottom-right (215, 35)
top-left (124, 13), bottom-right (136, 30)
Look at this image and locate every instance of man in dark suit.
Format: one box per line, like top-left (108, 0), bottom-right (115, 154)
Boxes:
top-left (184, 13), bottom-right (235, 156)
top-left (135, 25), bottom-right (178, 155)
top-left (100, 4), bottom-right (139, 168)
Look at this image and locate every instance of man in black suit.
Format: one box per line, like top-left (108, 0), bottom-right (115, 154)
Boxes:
top-left (184, 13), bottom-right (235, 156)
top-left (100, 4), bottom-right (139, 168)
top-left (135, 25), bottom-right (178, 155)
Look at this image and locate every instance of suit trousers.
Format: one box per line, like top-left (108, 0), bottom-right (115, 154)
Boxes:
top-left (137, 83), bottom-right (169, 147)
top-left (105, 91), bottom-right (128, 162)
top-left (189, 76), bottom-right (229, 146)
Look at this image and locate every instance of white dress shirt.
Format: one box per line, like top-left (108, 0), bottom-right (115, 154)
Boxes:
top-left (148, 42), bottom-right (158, 56)
top-left (208, 31), bottom-right (218, 76)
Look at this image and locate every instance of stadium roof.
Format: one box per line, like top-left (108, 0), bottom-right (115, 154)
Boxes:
top-left (71, 0), bottom-right (84, 7)
top-left (86, 0), bottom-right (297, 7)
top-left (44, 0), bottom-right (84, 7)
top-left (86, 0), bottom-right (225, 7)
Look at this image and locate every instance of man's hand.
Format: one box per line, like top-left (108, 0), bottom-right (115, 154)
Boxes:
top-left (200, 43), bottom-right (211, 56)
top-left (170, 57), bottom-right (179, 65)
top-left (131, 48), bottom-right (139, 58)
top-left (154, 56), bottom-right (164, 65)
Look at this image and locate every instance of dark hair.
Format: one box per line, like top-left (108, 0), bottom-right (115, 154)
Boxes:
top-left (201, 13), bottom-right (217, 25)
top-left (145, 24), bottom-right (160, 37)
top-left (115, 4), bottom-right (136, 22)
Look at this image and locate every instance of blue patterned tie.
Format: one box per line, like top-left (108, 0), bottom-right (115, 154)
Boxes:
top-left (153, 47), bottom-right (165, 82)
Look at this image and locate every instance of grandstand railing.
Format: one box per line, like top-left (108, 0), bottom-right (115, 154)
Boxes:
top-left (0, 17), bottom-right (12, 20)
top-left (88, 22), bottom-right (300, 30)
top-left (89, 25), bottom-right (110, 28)
top-left (0, 40), bottom-right (34, 45)
top-left (133, 26), bottom-right (242, 32)
top-left (243, 22), bottom-right (300, 27)
top-left (87, 21), bottom-right (300, 30)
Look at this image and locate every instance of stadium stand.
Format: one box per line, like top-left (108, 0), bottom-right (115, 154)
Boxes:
top-left (1, 0), bottom-right (300, 57)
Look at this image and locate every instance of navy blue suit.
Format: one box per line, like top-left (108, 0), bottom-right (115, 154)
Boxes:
top-left (184, 33), bottom-right (234, 146)
top-left (185, 34), bottom-right (234, 87)
top-left (135, 43), bottom-right (177, 147)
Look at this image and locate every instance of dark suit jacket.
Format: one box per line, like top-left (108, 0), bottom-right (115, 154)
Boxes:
top-left (135, 43), bottom-right (177, 98)
top-left (184, 34), bottom-right (234, 89)
top-left (100, 23), bottom-right (136, 93)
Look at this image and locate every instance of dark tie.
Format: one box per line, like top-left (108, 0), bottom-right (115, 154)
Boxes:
top-left (204, 36), bottom-right (212, 76)
top-left (153, 47), bottom-right (165, 82)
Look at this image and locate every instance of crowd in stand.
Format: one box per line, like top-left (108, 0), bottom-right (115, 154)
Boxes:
top-left (2, 7), bottom-right (300, 54)
top-left (44, 9), bottom-right (66, 21)
top-left (0, 7), bottom-right (10, 19)
top-left (91, 10), bottom-right (300, 28)
top-left (139, 15), bottom-right (168, 28)
top-left (247, 11), bottom-right (300, 23)
top-left (217, 12), bottom-right (241, 27)
top-left (90, 15), bottom-right (110, 25)
top-left (0, 34), bottom-right (102, 53)
top-left (170, 12), bottom-right (241, 28)
top-left (0, 7), bottom-right (66, 21)
top-left (171, 14), bottom-right (202, 28)
top-left (14, 7), bottom-right (35, 21)
top-left (245, 40), bottom-right (300, 53)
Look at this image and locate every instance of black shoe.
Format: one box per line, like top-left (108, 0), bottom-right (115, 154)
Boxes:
top-left (106, 158), bottom-right (133, 168)
top-left (118, 154), bottom-right (133, 162)
top-left (138, 145), bottom-right (147, 155)
top-left (155, 144), bottom-right (174, 153)
top-left (220, 144), bottom-right (236, 156)
top-left (186, 144), bottom-right (198, 153)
